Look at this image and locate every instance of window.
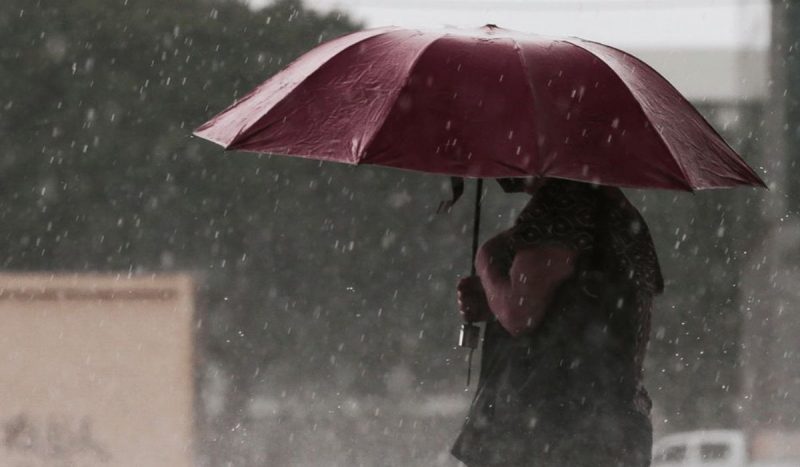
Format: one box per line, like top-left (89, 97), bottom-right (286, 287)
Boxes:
top-left (654, 445), bottom-right (687, 463)
top-left (700, 443), bottom-right (730, 461)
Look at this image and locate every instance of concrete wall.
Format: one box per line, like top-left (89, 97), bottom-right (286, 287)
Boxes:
top-left (632, 48), bottom-right (768, 103)
top-left (0, 273), bottom-right (195, 467)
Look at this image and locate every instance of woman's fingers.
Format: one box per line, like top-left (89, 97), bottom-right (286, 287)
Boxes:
top-left (457, 275), bottom-right (491, 322)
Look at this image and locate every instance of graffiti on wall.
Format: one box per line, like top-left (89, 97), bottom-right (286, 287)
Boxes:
top-left (2, 412), bottom-right (112, 464)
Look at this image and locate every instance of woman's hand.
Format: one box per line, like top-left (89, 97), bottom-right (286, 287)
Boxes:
top-left (456, 276), bottom-right (492, 322)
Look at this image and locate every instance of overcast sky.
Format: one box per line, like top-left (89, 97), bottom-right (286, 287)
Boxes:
top-left (251, 0), bottom-right (770, 49)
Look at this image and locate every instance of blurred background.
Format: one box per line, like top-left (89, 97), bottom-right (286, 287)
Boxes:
top-left (1, 0), bottom-right (798, 465)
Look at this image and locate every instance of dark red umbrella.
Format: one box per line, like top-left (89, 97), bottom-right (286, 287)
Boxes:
top-left (194, 25), bottom-right (765, 191)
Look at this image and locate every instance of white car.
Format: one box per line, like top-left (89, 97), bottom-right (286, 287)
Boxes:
top-left (652, 430), bottom-right (800, 467)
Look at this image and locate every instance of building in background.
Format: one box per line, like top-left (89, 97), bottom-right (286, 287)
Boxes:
top-left (0, 274), bottom-right (195, 467)
top-left (738, 0), bottom-right (800, 438)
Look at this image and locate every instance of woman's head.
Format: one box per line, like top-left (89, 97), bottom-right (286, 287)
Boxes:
top-left (496, 176), bottom-right (541, 194)
top-left (498, 176), bottom-right (590, 196)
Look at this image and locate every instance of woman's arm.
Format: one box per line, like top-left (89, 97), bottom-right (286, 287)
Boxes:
top-left (476, 237), bottom-right (577, 337)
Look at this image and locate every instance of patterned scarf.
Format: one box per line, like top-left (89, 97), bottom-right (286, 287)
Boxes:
top-left (509, 178), bottom-right (664, 295)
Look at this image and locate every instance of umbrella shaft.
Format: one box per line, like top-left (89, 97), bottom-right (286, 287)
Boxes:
top-left (470, 178), bottom-right (483, 277)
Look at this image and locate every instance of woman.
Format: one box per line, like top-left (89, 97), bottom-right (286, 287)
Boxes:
top-left (451, 178), bottom-right (663, 467)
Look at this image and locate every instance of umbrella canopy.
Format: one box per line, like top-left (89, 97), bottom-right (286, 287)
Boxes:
top-left (194, 25), bottom-right (765, 191)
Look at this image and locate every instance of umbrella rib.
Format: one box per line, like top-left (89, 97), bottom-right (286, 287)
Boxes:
top-left (224, 28), bottom-right (404, 152)
top-left (562, 39), bottom-right (696, 192)
top-left (357, 34), bottom-right (443, 165)
top-left (577, 39), bottom-right (766, 190)
top-left (509, 36), bottom-right (543, 175)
